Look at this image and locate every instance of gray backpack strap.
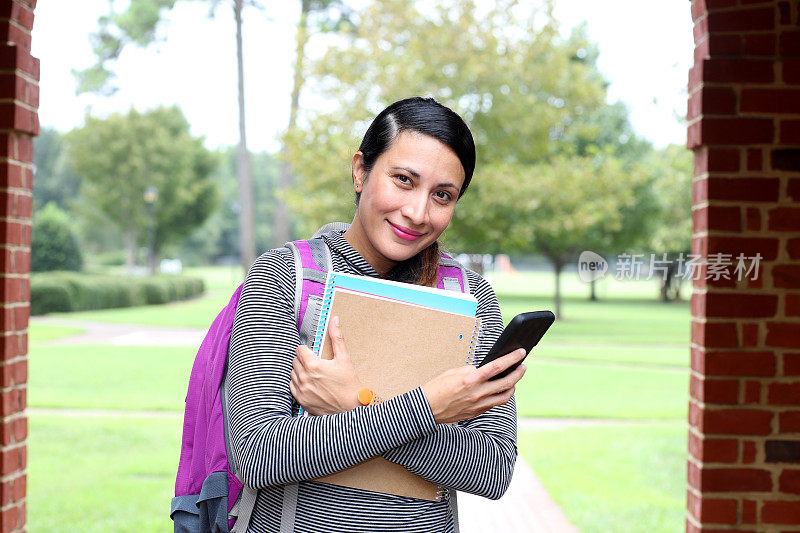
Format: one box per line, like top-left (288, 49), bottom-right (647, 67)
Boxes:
top-left (311, 221), bottom-right (350, 238)
top-left (229, 484), bottom-right (258, 533)
top-left (278, 236), bottom-right (335, 532)
top-left (449, 489), bottom-right (460, 533)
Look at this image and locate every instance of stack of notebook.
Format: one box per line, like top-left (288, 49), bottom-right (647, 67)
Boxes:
top-left (309, 272), bottom-right (481, 501)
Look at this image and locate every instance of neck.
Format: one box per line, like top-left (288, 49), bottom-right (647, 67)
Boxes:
top-left (342, 213), bottom-right (397, 277)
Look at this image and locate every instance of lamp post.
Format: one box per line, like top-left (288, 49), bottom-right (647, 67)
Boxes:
top-left (143, 186), bottom-right (158, 275)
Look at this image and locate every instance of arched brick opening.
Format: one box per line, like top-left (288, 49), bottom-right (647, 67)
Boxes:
top-left (689, 0), bottom-right (800, 530)
top-left (0, 0), bottom-right (35, 531)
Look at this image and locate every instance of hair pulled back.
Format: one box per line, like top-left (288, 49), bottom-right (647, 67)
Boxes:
top-left (353, 97), bottom-right (476, 287)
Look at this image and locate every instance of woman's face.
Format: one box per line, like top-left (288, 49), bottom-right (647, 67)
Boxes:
top-left (344, 131), bottom-right (466, 276)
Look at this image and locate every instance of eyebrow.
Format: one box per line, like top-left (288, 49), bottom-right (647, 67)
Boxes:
top-left (390, 166), bottom-right (460, 191)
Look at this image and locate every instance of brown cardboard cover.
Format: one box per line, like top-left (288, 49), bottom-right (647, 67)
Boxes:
top-left (312, 288), bottom-right (480, 501)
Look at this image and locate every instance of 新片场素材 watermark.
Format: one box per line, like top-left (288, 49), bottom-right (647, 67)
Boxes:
top-left (577, 251), bottom-right (762, 282)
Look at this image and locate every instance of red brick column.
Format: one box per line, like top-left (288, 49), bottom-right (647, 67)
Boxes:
top-left (688, 0), bottom-right (800, 531)
top-left (0, 1), bottom-right (35, 531)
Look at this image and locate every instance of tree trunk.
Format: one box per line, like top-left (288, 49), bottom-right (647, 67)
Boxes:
top-left (589, 278), bottom-right (597, 301)
top-left (274, 5), bottom-right (310, 247)
top-left (235, 0), bottom-right (256, 274)
top-left (125, 231), bottom-right (137, 272)
top-left (661, 261), bottom-right (678, 302)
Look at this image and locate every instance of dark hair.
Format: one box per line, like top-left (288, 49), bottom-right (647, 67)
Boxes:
top-left (353, 97), bottom-right (476, 287)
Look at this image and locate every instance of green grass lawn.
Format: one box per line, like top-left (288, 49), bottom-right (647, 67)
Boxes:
top-left (25, 267), bottom-right (691, 531)
top-left (28, 415), bottom-right (180, 533)
top-left (28, 344), bottom-right (194, 411)
top-left (519, 422), bottom-right (688, 533)
top-left (28, 323), bottom-right (85, 343)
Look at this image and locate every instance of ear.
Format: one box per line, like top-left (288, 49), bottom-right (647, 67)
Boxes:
top-left (352, 151), bottom-right (366, 192)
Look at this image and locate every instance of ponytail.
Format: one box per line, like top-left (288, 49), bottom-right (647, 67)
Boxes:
top-left (384, 241), bottom-right (441, 287)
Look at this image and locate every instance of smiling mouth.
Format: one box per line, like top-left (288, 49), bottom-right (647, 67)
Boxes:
top-left (388, 221), bottom-right (424, 240)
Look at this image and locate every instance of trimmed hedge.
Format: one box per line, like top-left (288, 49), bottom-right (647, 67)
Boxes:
top-left (31, 272), bottom-right (205, 316)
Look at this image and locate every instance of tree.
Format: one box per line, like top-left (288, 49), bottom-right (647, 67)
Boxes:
top-left (74, 0), bottom-right (259, 274)
top-left (647, 144), bottom-right (693, 302)
top-left (32, 203), bottom-right (84, 272)
top-left (32, 128), bottom-right (81, 211)
top-left (274, 0), bottom-right (351, 248)
top-left (66, 106), bottom-right (220, 272)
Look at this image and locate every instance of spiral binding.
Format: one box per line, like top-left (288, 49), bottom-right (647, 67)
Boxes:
top-left (312, 273), bottom-right (338, 356)
top-left (465, 318), bottom-right (480, 366)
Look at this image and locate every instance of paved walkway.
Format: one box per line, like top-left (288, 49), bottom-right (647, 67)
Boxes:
top-left (33, 316), bottom-right (586, 532)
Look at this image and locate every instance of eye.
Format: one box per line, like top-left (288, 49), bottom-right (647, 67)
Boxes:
top-left (435, 190), bottom-right (453, 203)
top-left (394, 174), bottom-right (412, 185)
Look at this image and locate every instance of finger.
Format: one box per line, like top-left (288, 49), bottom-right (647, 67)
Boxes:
top-left (485, 362), bottom-right (527, 395)
top-left (293, 351), bottom-right (309, 373)
top-left (478, 348), bottom-right (527, 380)
top-left (296, 345), bottom-right (314, 367)
top-left (328, 316), bottom-right (350, 361)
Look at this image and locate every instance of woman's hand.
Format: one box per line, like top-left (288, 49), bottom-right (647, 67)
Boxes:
top-left (290, 316), bottom-right (365, 415)
top-left (422, 348), bottom-right (527, 424)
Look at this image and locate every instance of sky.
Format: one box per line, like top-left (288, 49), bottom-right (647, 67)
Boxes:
top-left (32, 1), bottom-right (694, 153)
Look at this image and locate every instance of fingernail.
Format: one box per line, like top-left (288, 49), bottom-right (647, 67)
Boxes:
top-left (518, 348), bottom-right (526, 355)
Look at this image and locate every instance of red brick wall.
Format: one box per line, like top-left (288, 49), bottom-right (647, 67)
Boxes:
top-left (689, 0), bottom-right (800, 531)
top-left (0, 1), bottom-right (35, 531)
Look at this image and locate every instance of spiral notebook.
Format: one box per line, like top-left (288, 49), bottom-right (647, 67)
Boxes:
top-left (310, 272), bottom-right (481, 501)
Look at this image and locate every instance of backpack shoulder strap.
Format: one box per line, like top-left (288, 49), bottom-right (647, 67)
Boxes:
top-left (437, 252), bottom-right (471, 294)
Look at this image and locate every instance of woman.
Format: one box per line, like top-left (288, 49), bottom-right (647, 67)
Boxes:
top-left (226, 97), bottom-right (527, 532)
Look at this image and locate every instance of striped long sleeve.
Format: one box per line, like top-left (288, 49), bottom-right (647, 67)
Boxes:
top-left (223, 230), bottom-right (517, 533)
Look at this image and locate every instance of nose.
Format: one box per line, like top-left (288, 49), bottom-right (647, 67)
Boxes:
top-left (400, 191), bottom-right (428, 227)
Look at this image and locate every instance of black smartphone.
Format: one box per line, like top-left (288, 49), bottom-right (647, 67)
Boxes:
top-left (478, 311), bottom-right (555, 380)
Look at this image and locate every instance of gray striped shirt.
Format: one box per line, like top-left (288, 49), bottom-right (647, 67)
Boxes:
top-left (226, 230), bottom-right (517, 532)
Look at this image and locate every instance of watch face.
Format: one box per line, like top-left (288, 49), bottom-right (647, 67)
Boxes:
top-left (358, 387), bottom-right (374, 406)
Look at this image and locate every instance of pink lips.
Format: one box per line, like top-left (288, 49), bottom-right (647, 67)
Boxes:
top-left (389, 221), bottom-right (423, 241)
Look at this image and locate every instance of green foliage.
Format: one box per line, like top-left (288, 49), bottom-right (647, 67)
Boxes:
top-left (648, 144), bottom-right (693, 254)
top-left (31, 203), bottom-right (84, 272)
top-left (30, 272), bottom-right (205, 315)
top-left (32, 128), bottom-right (82, 211)
top-left (65, 106), bottom-right (220, 263)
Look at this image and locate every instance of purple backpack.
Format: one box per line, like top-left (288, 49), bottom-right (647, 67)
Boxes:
top-left (170, 224), bottom-right (470, 532)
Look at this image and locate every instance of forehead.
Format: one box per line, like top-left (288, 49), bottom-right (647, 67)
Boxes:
top-left (379, 131), bottom-right (466, 187)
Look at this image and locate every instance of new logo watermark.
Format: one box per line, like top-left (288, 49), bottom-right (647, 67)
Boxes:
top-left (576, 251), bottom-right (762, 282)
top-left (577, 251), bottom-right (608, 283)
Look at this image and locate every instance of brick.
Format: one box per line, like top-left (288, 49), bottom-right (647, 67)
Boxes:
top-left (780, 469), bottom-right (800, 494)
top-left (702, 467), bottom-right (773, 491)
top-left (705, 351), bottom-right (776, 376)
top-left (783, 59), bottom-right (800, 85)
top-left (703, 58), bottom-right (775, 84)
top-left (767, 322), bottom-right (800, 348)
top-left (744, 208), bottom-right (760, 231)
top-left (746, 149), bottom-right (762, 171)
top-left (745, 380), bottom-right (761, 402)
top-left (743, 441), bottom-right (757, 463)
top-left (762, 500), bottom-right (800, 523)
top-left (741, 323), bottom-right (759, 346)
top-left (766, 440), bottom-right (800, 462)
top-left (692, 375), bottom-right (739, 403)
top-left (704, 236), bottom-right (779, 262)
top-left (695, 147), bottom-right (741, 174)
top-left (772, 149), bottom-right (800, 172)
top-left (690, 117), bottom-right (775, 146)
top-left (768, 383), bottom-right (800, 405)
top-left (742, 33), bottom-right (777, 56)
top-left (689, 87), bottom-right (737, 119)
top-left (705, 293), bottom-right (777, 318)
top-left (742, 499), bottom-right (757, 523)
top-left (689, 431), bottom-right (740, 462)
top-left (780, 31), bottom-right (800, 57)
top-left (694, 16), bottom-right (710, 44)
top-left (704, 177), bottom-right (780, 203)
top-left (782, 120), bottom-right (800, 143)
top-left (0, 43), bottom-right (37, 77)
top-left (695, 206), bottom-right (742, 232)
top-left (741, 89), bottom-right (800, 114)
top-left (692, 321), bottom-right (738, 348)
top-left (0, 164), bottom-right (23, 188)
top-left (0, 445), bottom-right (24, 476)
top-left (691, 494), bottom-right (738, 524)
top-left (789, 238), bottom-right (800, 259)
top-left (704, 407), bottom-right (773, 434)
top-left (708, 6), bottom-right (775, 32)
top-left (780, 411), bottom-right (800, 432)
top-left (767, 206), bottom-right (800, 231)
top-left (0, 388), bottom-right (24, 416)
top-left (773, 265), bottom-right (800, 288)
top-left (786, 353), bottom-right (800, 375)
